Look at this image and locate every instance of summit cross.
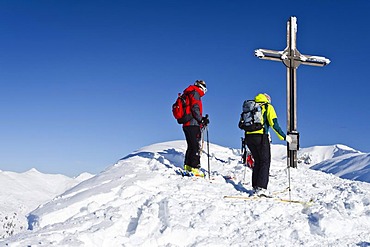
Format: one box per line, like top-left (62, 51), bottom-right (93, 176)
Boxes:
top-left (255, 16), bottom-right (330, 168)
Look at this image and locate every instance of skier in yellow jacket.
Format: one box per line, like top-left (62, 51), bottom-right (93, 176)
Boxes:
top-left (239, 93), bottom-right (292, 196)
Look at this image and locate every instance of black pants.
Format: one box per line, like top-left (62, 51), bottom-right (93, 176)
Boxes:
top-left (245, 134), bottom-right (271, 189)
top-left (183, 126), bottom-right (201, 168)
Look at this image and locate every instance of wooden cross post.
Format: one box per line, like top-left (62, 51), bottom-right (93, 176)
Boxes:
top-left (255, 16), bottom-right (330, 168)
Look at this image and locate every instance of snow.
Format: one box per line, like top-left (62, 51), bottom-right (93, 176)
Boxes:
top-left (311, 152), bottom-right (370, 182)
top-left (0, 169), bottom-right (93, 239)
top-left (300, 55), bottom-right (331, 65)
top-left (1, 140), bottom-right (370, 246)
top-left (255, 49), bottom-right (266, 58)
top-left (298, 144), bottom-right (361, 164)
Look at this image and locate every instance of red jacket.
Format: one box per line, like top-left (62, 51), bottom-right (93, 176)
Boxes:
top-left (182, 85), bottom-right (204, 127)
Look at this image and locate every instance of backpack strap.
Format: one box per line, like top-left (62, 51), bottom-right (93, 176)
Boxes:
top-left (262, 103), bottom-right (269, 134)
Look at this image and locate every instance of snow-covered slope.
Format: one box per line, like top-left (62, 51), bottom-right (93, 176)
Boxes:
top-left (298, 144), bottom-right (362, 165)
top-left (296, 144), bottom-right (370, 183)
top-left (2, 140), bottom-right (369, 246)
top-left (311, 152), bottom-right (370, 182)
top-left (0, 169), bottom-right (93, 239)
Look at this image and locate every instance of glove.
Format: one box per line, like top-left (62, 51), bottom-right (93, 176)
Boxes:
top-left (201, 116), bottom-right (210, 126)
top-left (285, 135), bottom-right (292, 144)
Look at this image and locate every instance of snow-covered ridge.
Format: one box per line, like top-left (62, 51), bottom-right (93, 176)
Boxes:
top-left (0, 169), bottom-right (93, 239)
top-left (1, 141), bottom-right (369, 246)
top-left (311, 152), bottom-right (370, 182)
top-left (298, 144), bottom-right (361, 165)
top-left (296, 144), bottom-right (369, 183)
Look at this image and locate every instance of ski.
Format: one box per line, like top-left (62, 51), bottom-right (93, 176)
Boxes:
top-left (177, 168), bottom-right (206, 178)
top-left (180, 170), bottom-right (195, 177)
top-left (176, 167), bottom-right (239, 184)
top-left (223, 195), bottom-right (272, 200)
top-left (271, 187), bottom-right (290, 195)
top-left (176, 169), bottom-right (236, 184)
top-left (223, 175), bottom-right (236, 181)
top-left (275, 198), bottom-right (314, 205)
top-left (176, 169), bottom-right (194, 177)
top-left (223, 195), bottom-right (314, 206)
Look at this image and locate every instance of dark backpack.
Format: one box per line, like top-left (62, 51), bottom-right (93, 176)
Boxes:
top-left (172, 92), bottom-right (192, 124)
top-left (239, 100), bottom-right (265, 132)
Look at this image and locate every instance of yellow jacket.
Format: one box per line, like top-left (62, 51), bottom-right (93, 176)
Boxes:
top-left (246, 93), bottom-right (286, 140)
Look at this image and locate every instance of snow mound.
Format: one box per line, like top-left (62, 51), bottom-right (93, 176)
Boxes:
top-left (2, 140), bottom-right (369, 246)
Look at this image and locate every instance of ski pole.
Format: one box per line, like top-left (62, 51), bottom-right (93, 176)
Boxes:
top-left (241, 137), bottom-right (250, 183)
top-left (206, 125), bottom-right (210, 180)
top-left (243, 164), bottom-right (247, 184)
top-left (200, 126), bottom-right (205, 156)
top-left (241, 137), bottom-right (245, 164)
top-left (287, 161), bottom-right (292, 201)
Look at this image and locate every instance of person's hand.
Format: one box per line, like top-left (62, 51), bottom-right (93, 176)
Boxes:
top-left (201, 116), bottom-right (210, 126)
top-left (285, 135), bottom-right (292, 144)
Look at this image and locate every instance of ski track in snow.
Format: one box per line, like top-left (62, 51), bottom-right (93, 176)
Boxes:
top-left (1, 140), bottom-right (370, 246)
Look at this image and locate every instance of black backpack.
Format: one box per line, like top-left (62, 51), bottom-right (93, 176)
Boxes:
top-left (239, 100), bottom-right (266, 132)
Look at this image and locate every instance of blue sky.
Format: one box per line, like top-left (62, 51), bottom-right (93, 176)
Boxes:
top-left (0, 0), bottom-right (369, 177)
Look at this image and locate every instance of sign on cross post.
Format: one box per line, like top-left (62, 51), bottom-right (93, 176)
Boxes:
top-left (254, 16), bottom-right (330, 168)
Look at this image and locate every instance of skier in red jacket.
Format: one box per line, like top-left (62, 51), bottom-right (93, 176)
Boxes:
top-left (182, 80), bottom-right (208, 177)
